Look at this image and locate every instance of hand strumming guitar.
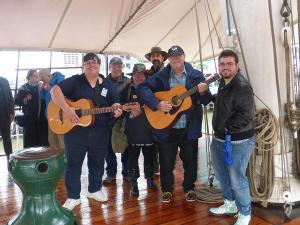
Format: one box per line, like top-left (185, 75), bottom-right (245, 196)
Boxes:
top-left (64, 106), bottom-right (80, 124)
top-left (157, 101), bottom-right (172, 113)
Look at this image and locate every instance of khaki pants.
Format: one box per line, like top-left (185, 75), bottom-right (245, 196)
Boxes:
top-left (48, 127), bottom-right (64, 149)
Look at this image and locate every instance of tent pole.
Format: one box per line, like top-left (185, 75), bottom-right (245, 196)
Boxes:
top-left (48, 0), bottom-right (73, 48)
top-left (194, 0), bottom-right (203, 71)
top-left (99, 0), bottom-right (147, 53)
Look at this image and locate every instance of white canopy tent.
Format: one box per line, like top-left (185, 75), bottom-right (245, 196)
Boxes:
top-left (0, 0), bottom-right (223, 62)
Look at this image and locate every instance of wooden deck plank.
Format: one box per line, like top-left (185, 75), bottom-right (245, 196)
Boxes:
top-left (0, 154), bottom-right (299, 225)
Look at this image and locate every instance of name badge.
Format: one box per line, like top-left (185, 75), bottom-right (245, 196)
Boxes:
top-left (101, 88), bottom-right (108, 97)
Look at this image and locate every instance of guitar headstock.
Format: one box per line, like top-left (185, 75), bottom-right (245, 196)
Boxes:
top-left (122, 102), bottom-right (140, 111)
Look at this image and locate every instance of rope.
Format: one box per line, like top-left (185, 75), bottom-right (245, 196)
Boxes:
top-left (193, 0), bottom-right (222, 203)
top-left (195, 184), bottom-right (223, 203)
top-left (248, 109), bottom-right (278, 207)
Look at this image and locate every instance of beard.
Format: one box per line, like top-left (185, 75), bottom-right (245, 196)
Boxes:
top-left (152, 60), bottom-right (163, 71)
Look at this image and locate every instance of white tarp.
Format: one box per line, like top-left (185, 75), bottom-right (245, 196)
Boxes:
top-left (0, 0), bottom-right (222, 61)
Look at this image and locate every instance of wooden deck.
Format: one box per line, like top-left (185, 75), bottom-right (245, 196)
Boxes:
top-left (0, 154), bottom-right (300, 225)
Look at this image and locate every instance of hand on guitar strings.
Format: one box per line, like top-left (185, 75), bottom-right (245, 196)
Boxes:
top-left (197, 82), bottom-right (208, 95)
top-left (64, 106), bottom-right (80, 124)
top-left (157, 101), bottom-right (172, 113)
top-left (112, 103), bottom-right (123, 118)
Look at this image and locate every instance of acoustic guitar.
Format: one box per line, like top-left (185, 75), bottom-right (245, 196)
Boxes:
top-left (144, 74), bottom-right (220, 130)
top-left (48, 99), bottom-right (138, 134)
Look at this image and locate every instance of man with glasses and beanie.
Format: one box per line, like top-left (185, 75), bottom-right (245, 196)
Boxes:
top-left (50, 53), bottom-right (122, 210)
top-left (208, 49), bottom-right (255, 225)
top-left (103, 57), bottom-right (131, 184)
top-left (137, 45), bottom-right (213, 203)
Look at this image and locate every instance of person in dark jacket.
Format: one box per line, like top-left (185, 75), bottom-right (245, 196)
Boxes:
top-left (125, 63), bottom-right (158, 196)
top-left (50, 53), bottom-right (122, 211)
top-left (0, 76), bottom-right (14, 160)
top-left (39, 69), bottom-right (65, 149)
top-left (137, 45), bottom-right (213, 203)
top-left (208, 50), bottom-right (255, 225)
top-left (14, 69), bottom-right (48, 148)
top-left (103, 57), bottom-right (131, 184)
top-left (145, 46), bottom-right (168, 175)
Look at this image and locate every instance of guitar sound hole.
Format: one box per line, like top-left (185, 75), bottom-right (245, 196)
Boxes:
top-left (75, 109), bottom-right (82, 117)
top-left (171, 96), bottom-right (181, 107)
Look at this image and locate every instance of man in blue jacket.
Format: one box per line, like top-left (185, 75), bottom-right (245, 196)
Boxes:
top-left (39, 69), bottom-right (65, 149)
top-left (137, 45), bottom-right (213, 203)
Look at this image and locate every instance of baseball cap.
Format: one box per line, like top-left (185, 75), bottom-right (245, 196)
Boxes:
top-left (168, 45), bottom-right (185, 57)
top-left (109, 57), bottom-right (123, 65)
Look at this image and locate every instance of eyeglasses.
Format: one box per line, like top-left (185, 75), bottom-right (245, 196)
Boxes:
top-left (219, 62), bottom-right (236, 67)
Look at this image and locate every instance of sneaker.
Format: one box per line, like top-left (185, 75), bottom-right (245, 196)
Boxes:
top-left (87, 190), bottom-right (108, 202)
top-left (146, 178), bottom-right (158, 191)
top-left (185, 190), bottom-right (197, 202)
top-left (234, 213), bottom-right (251, 225)
top-left (161, 192), bottom-right (172, 203)
top-left (62, 198), bottom-right (81, 210)
top-left (209, 199), bottom-right (238, 216)
top-left (102, 176), bottom-right (116, 185)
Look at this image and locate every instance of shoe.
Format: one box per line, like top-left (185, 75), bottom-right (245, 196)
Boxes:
top-left (123, 176), bottom-right (131, 183)
top-left (146, 178), bottom-right (158, 191)
top-left (234, 213), bottom-right (251, 225)
top-left (102, 176), bottom-right (116, 185)
top-left (185, 190), bottom-right (196, 202)
top-left (130, 180), bottom-right (139, 196)
top-left (87, 190), bottom-right (108, 202)
top-left (209, 199), bottom-right (238, 216)
top-left (62, 198), bottom-right (81, 210)
top-left (161, 192), bottom-right (172, 203)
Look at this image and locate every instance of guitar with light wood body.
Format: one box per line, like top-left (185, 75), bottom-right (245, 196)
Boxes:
top-left (48, 98), bottom-right (138, 134)
top-left (144, 74), bottom-right (220, 130)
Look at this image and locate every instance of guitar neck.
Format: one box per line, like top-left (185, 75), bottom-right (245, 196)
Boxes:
top-left (180, 74), bottom-right (220, 99)
top-left (81, 107), bottom-right (114, 116)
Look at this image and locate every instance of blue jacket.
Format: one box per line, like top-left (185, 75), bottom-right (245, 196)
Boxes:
top-left (40, 72), bottom-right (65, 118)
top-left (137, 62), bottom-right (213, 142)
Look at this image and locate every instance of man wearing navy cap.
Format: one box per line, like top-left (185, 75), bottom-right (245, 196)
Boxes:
top-left (137, 45), bottom-right (213, 203)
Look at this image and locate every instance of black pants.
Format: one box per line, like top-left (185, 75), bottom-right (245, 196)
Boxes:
top-left (158, 128), bottom-right (198, 193)
top-left (0, 118), bottom-right (12, 157)
top-left (127, 145), bottom-right (154, 179)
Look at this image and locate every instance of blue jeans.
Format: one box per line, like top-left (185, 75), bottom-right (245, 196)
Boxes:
top-left (64, 126), bottom-right (109, 199)
top-left (211, 136), bottom-right (255, 216)
top-left (105, 134), bottom-right (128, 177)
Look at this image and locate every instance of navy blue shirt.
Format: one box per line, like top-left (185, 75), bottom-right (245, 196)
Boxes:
top-left (58, 74), bottom-right (119, 131)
